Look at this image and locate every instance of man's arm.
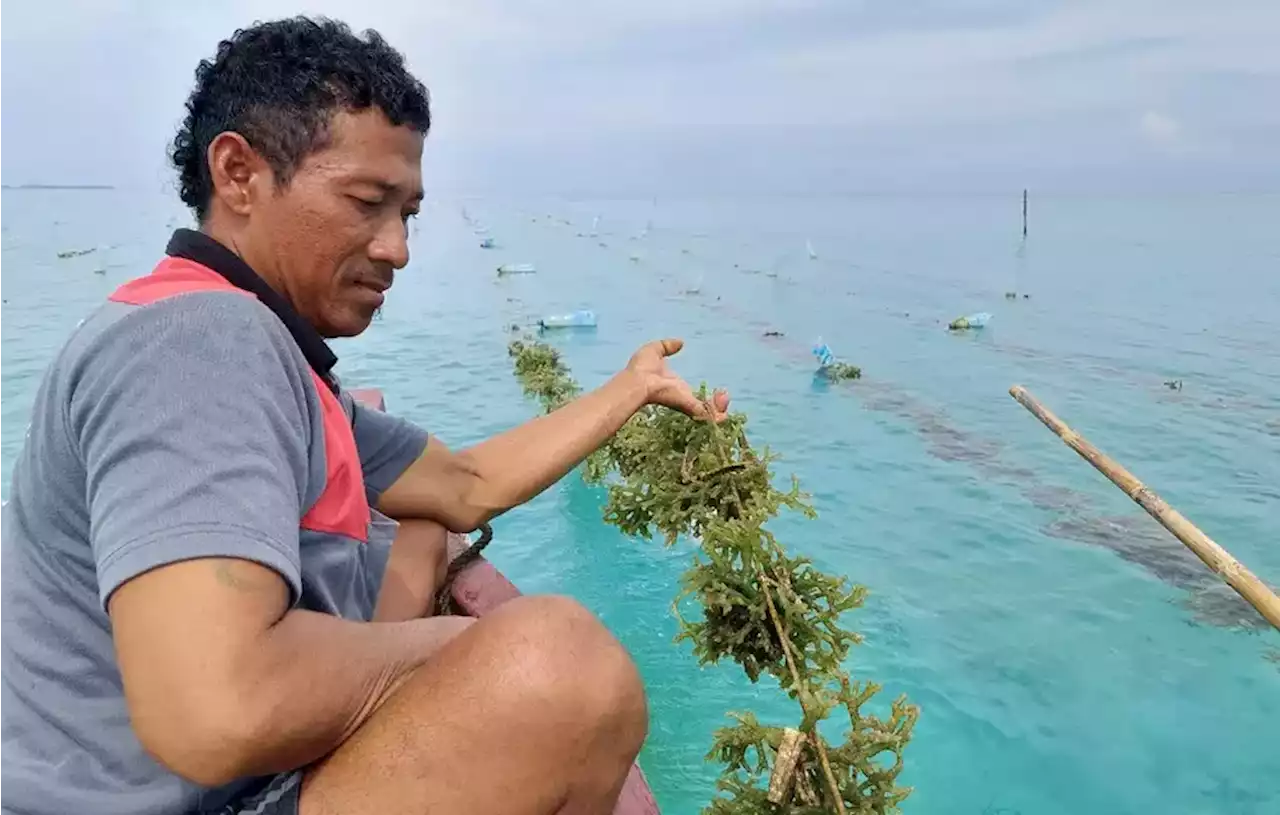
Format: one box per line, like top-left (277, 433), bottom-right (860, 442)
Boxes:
top-left (79, 294), bottom-right (461, 785)
top-left (110, 559), bottom-right (461, 785)
top-left (377, 369), bottom-right (646, 531)
top-left (377, 338), bottom-right (730, 531)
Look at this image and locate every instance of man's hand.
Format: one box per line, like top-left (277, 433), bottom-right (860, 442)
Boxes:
top-left (625, 338), bottom-right (731, 421)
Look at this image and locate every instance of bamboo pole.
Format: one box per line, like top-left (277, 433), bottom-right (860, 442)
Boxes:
top-left (1009, 385), bottom-right (1280, 631)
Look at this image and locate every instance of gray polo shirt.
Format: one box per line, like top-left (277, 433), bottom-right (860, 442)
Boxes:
top-left (1, 253), bottom-right (429, 814)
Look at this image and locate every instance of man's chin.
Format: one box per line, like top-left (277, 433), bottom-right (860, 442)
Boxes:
top-left (318, 306), bottom-right (378, 339)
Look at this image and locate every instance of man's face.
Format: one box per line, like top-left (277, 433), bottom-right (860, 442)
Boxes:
top-left (247, 109), bottom-right (424, 338)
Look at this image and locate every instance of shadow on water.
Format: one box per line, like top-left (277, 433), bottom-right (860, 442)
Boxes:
top-left (1024, 502), bottom-right (1267, 630)
top-left (858, 383), bottom-right (1267, 629)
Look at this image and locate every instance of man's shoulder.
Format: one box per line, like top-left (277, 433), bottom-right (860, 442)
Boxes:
top-left (94, 279), bottom-right (284, 338)
top-left (67, 283), bottom-right (303, 376)
top-left (46, 282), bottom-right (322, 447)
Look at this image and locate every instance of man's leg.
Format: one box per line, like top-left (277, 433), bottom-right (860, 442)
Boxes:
top-left (373, 518), bottom-right (452, 622)
top-left (299, 594), bottom-right (648, 815)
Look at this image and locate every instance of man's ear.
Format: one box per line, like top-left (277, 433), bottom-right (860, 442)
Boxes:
top-left (206, 132), bottom-right (274, 218)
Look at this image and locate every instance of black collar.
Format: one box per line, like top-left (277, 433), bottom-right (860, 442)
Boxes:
top-left (166, 229), bottom-right (339, 389)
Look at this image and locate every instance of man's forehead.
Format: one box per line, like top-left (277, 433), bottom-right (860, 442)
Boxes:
top-left (308, 110), bottom-right (424, 191)
top-left (327, 107), bottom-right (425, 145)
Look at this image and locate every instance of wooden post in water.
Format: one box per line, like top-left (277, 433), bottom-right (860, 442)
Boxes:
top-left (1021, 188), bottom-right (1028, 238)
top-left (1009, 385), bottom-right (1280, 632)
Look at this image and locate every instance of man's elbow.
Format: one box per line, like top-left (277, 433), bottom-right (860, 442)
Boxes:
top-left (441, 503), bottom-right (491, 535)
top-left (133, 699), bottom-right (267, 787)
top-left (445, 453), bottom-right (496, 533)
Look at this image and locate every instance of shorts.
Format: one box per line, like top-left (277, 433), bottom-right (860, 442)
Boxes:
top-left (212, 771), bottom-right (302, 815)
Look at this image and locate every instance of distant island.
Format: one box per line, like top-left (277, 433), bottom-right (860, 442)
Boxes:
top-left (1, 183), bottom-right (115, 190)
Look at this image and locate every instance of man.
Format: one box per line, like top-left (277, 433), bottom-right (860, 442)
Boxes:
top-left (0, 17), bottom-right (729, 815)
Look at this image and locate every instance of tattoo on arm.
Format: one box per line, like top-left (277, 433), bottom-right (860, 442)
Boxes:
top-left (214, 560), bottom-right (279, 594)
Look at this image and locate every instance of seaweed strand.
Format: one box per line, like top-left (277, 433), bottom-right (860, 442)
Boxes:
top-left (509, 336), bottom-right (918, 814)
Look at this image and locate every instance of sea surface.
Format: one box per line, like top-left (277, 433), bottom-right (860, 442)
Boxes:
top-left (3, 188), bottom-right (1279, 814)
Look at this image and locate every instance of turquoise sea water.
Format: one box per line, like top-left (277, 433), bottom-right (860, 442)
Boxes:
top-left (3, 188), bottom-right (1278, 814)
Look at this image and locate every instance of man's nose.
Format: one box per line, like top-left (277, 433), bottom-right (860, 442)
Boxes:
top-left (369, 218), bottom-right (411, 270)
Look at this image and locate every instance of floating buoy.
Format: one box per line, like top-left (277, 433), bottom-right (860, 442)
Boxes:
top-left (539, 309), bottom-right (597, 329)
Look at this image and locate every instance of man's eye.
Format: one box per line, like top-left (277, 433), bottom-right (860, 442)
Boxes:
top-left (350, 196), bottom-right (382, 212)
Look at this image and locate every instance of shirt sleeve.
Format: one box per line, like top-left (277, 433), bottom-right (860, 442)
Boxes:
top-left (74, 293), bottom-right (315, 610)
top-left (341, 391), bottom-right (430, 506)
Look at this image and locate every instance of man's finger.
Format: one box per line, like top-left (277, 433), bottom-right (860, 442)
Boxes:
top-left (657, 338), bottom-right (684, 357)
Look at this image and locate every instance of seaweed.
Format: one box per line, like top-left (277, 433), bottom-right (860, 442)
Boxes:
top-left (820, 363), bottom-right (862, 382)
top-left (509, 337), bottom-right (917, 814)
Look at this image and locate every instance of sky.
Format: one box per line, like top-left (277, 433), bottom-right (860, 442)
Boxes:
top-left (2, 0), bottom-right (1278, 195)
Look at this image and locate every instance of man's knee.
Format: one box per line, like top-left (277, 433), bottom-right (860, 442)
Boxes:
top-left (497, 595), bottom-right (648, 750)
top-left (298, 596), bottom-right (646, 814)
top-left (374, 593), bottom-right (647, 755)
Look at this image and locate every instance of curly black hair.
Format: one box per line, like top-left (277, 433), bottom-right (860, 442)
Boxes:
top-left (171, 16), bottom-right (431, 220)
